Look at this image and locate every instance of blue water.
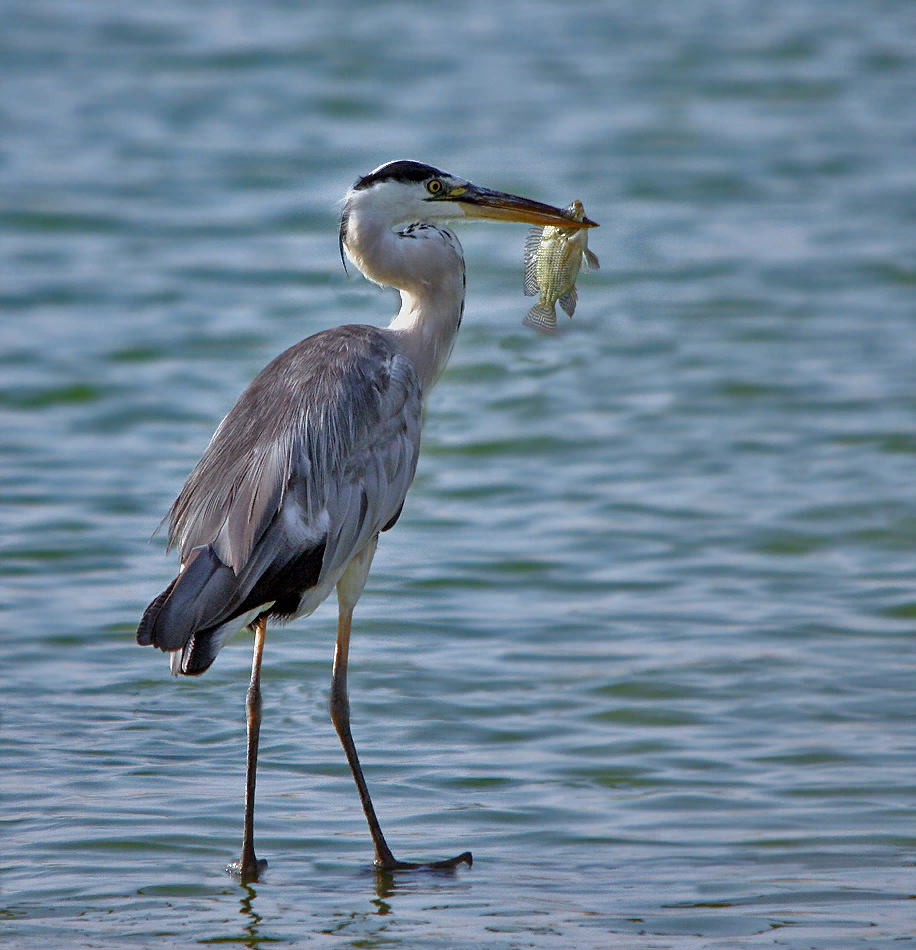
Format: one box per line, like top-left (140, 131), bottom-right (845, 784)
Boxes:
top-left (2, 1), bottom-right (915, 947)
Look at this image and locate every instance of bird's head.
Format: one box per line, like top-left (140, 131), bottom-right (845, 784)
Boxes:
top-left (339, 159), bottom-right (598, 269)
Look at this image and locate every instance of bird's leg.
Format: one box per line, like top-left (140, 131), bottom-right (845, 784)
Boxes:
top-left (329, 603), bottom-right (403, 868)
top-left (330, 545), bottom-right (472, 872)
top-left (228, 614), bottom-right (269, 883)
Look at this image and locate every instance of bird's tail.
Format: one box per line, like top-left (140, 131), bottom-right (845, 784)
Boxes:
top-left (137, 545), bottom-right (247, 677)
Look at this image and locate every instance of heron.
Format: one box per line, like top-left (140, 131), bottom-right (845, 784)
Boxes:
top-left (137, 159), bottom-right (598, 882)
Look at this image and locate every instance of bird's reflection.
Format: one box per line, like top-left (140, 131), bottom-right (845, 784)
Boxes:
top-left (232, 868), bottom-right (468, 950)
top-left (374, 867), bottom-right (398, 901)
top-left (372, 860), bottom-right (467, 901)
top-left (237, 883), bottom-right (263, 949)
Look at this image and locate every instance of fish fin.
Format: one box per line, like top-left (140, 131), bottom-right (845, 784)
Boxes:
top-left (559, 286), bottom-right (578, 317)
top-left (523, 227), bottom-right (544, 296)
top-left (523, 303), bottom-right (558, 334)
top-left (583, 248), bottom-right (600, 272)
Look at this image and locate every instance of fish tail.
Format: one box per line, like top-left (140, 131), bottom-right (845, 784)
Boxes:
top-left (523, 303), bottom-right (558, 334)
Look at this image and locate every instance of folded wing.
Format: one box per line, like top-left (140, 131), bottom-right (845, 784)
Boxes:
top-left (138, 325), bottom-right (423, 675)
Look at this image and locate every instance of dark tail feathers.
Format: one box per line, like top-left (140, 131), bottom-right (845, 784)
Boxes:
top-left (136, 545), bottom-right (241, 675)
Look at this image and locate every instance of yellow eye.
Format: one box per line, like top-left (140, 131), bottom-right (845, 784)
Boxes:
top-left (427, 179), bottom-right (443, 195)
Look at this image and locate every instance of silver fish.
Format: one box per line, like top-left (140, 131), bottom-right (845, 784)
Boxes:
top-left (523, 199), bottom-right (599, 333)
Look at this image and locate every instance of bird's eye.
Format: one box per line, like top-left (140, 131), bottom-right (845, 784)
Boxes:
top-left (426, 179), bottom-right (443, 195)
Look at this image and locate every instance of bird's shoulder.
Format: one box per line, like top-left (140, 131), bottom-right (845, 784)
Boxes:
top-left (252, 324), bottom-right (412, 400)
top-left (255, 324), bottom-right (422, 471)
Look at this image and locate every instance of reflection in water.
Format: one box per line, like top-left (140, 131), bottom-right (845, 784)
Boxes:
top-left (374, 869), bottom-right (397, 902)
top-left (373, 864), bottom-right (467, 902)
top-left (237, 885), bottom-right (264, 950)
top-left (372, 897), bottom-right (392, 916)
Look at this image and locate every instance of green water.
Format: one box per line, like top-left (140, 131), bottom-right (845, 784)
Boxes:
top-left (2, 1), bottom-right (915, 947)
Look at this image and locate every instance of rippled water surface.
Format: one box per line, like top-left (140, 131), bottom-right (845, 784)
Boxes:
top-left (3, 1), bottom-right (915, 947)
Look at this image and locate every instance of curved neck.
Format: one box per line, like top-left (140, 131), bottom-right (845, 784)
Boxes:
top-left (387, 277), bottom-right (464, 394)
top-left (343, 204), bottom-right (466, 394)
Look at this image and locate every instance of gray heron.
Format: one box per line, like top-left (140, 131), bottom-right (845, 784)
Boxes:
top-left (137, 159), bottom-right (598, 882)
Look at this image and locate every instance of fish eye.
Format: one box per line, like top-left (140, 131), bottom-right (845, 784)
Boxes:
top-left (426, 179), bottom-right (443, 195)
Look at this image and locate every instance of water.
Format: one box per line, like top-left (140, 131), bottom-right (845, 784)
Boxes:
top-left (2, 0), bottom-right (915, 946)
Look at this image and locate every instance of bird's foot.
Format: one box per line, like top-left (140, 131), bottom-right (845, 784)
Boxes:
top-left (375, 850), bottom-right (472, 872)
top-left (227, 854), bottom-right (268, 884)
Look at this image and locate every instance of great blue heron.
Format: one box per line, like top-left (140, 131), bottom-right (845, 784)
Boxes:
top-left (137, 160), bottom-right (598, 882)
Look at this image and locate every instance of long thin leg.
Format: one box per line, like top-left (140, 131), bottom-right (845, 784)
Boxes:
top-left (228, 615), bottom-right (269, 883)
top-left (329, 604), bottom-right (402, 868)
top-left (330, 543), bottom-right (472, 871)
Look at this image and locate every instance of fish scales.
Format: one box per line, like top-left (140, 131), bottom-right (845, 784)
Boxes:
top-left (523, 199), bottom-right (599, 334)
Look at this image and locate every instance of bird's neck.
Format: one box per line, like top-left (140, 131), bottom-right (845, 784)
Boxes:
top-left (345, 208), bottom-right (466, 394)
top-left (387, 273), bottom-right (464, 394)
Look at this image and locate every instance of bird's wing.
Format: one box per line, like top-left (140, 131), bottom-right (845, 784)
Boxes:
top-left (157, 324), bottom-right (421, 632)
top-left (289, 329), bottom-right (423, 590)
top-left (169, 325), bottom-right (421, 571)
top-left (142, 326), bottom-right (423, 672)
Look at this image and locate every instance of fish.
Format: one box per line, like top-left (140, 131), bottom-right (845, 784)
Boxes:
top-left (523, 199), bottom-right (600, 334)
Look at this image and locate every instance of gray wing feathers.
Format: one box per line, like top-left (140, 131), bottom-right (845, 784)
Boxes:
top-left (224, 435), bottom-right (294, 571)
top-left (317, 347), bottom-right (421, 584)
top-left (148, 326), bottom-right (422, 660)
top-left (168, 325), bottom-right (421, 576)
top-left (169, 402), bottom-right (296, 573)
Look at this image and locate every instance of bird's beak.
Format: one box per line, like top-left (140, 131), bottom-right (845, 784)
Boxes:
top-left (442, 184), bottom-right (599, 229)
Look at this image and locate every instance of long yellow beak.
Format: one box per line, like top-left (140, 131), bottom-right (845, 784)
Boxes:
top-left (445, 184), bottom-right (599, 229)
